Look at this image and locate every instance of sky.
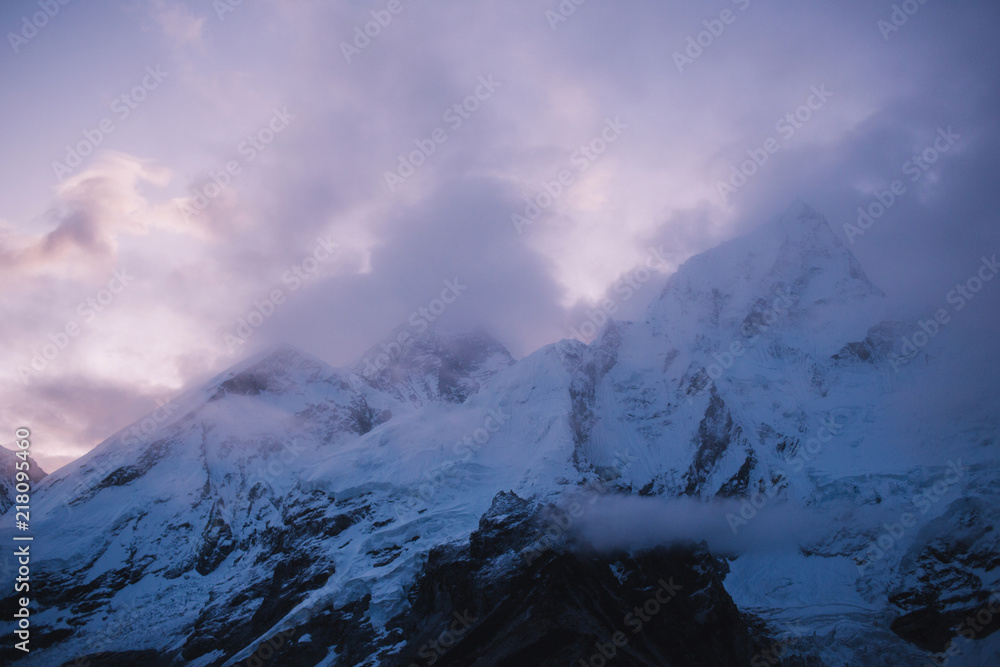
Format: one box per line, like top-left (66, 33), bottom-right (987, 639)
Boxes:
top-left (1, 0), bottom-right (998, 472)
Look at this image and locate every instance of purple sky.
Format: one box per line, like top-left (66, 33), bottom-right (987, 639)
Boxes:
top-left (2, 0), bottom-right (998, 471)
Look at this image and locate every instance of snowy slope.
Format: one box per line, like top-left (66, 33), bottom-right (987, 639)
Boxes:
top-left (0, 333), bottom-right (584, 665)
top-left (565, 202), bottom-right (1000, 664)
top-left (568, 202), bottom-right (892, 494)
top-left (352, 326), bottom-right (515, 405)
top-left (2, 201), bottom-right (997, 666)
top-left (0, 445), bottom-right (46, 515)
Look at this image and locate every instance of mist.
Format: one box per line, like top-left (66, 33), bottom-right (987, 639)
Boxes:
top-left (569, 494), bottom-right (830, 556)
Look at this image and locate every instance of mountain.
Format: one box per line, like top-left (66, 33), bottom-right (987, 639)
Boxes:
top-left (352, 326), bottom-right (515, 405)
top-left (565, 202), bottom-right (894, 495)
top-left (2, 202), bottom-right (998, 666)
top-left (0, 445), bottom-right (46, 514)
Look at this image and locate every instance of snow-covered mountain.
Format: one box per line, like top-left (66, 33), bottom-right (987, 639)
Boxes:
top-left (2, 202), bottom-right (997, 666)
top-left (352, 325), bottom-right (515, 405)
top-left (0, 446), bottom-right (46, 515)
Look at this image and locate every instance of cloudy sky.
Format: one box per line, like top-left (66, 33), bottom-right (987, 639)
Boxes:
top-left (1, 0), bottom-right (998, 471)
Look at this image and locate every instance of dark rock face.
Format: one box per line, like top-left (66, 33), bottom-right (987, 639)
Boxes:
top-left (683, 388), bottom-right (752, 496)
top-left (26, 488), bottom-right (777, 667)
top-left (830, 321), bottom-right (907, 364)
top-left (382, 491), bottom-right (773, 667)
top-left (717, 453), bottom-right (757, 498)
top-left (175, 491), bottom-right (363, 664)
top-left (59, 650), bottom-right (182, 666)
top-left (435, 333), bottom-right (512, 403)
top-left (219, 371), bottom-right (270, 396)
top-left (889, 495), bottom-right (1000, 652)
top-left (347, 396), bottom-right (391, 435)
top-left (567, 345), bottom-right (598, 452)
top-left (195, 498), bottom-right (236, 575)
top-left (1, 488), bottom-right (365, 667)
top-left (564, 326), bottom-right (626, 471)
top-left (34, 489), bottom-right (774, 667)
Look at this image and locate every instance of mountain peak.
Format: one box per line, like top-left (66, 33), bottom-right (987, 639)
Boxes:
top-left (769, 200), bottom-right (882, 297)
top-left (0, 446), bottom-right (46, 513)
top-left (209, 343), bottom-right (335, 400)
top-left (242, 341), bottom-right (316, 367)
top-left (779, 198), bottom-right (831, 233)
top-left (771, 199), bottom-right (853, 259)
top-left (644, 202), bottom-right (884, 346)
top-left (353, 323), bottom-right (514, 404)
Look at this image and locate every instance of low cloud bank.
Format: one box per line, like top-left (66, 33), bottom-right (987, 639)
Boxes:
top-left (569, 495), bottom-right (828, 555)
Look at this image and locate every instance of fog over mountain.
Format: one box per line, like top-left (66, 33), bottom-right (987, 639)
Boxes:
top-left (2, 202), bottom-right (998, 665)
top-left (2, 1), bottom-right (999, 665)
top-left (2, 0), bottom-right (999, 473)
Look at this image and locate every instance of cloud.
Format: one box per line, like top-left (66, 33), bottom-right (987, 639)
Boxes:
top-left (569, 495), bottom-right (827, 556)
top-left (151, 0), bottom-right (206, 49)
top-left (1, 375), bottom-right (165, 475)
top-left (1, 0), bottom-right (999, 469)
top-left (0, 153), bottom-right (173, 279)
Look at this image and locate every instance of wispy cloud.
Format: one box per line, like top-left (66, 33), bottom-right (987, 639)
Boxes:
top-left (0, 0), bottom-right (998, 469)
top-left (151, 0), bottom-right (206, 49)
